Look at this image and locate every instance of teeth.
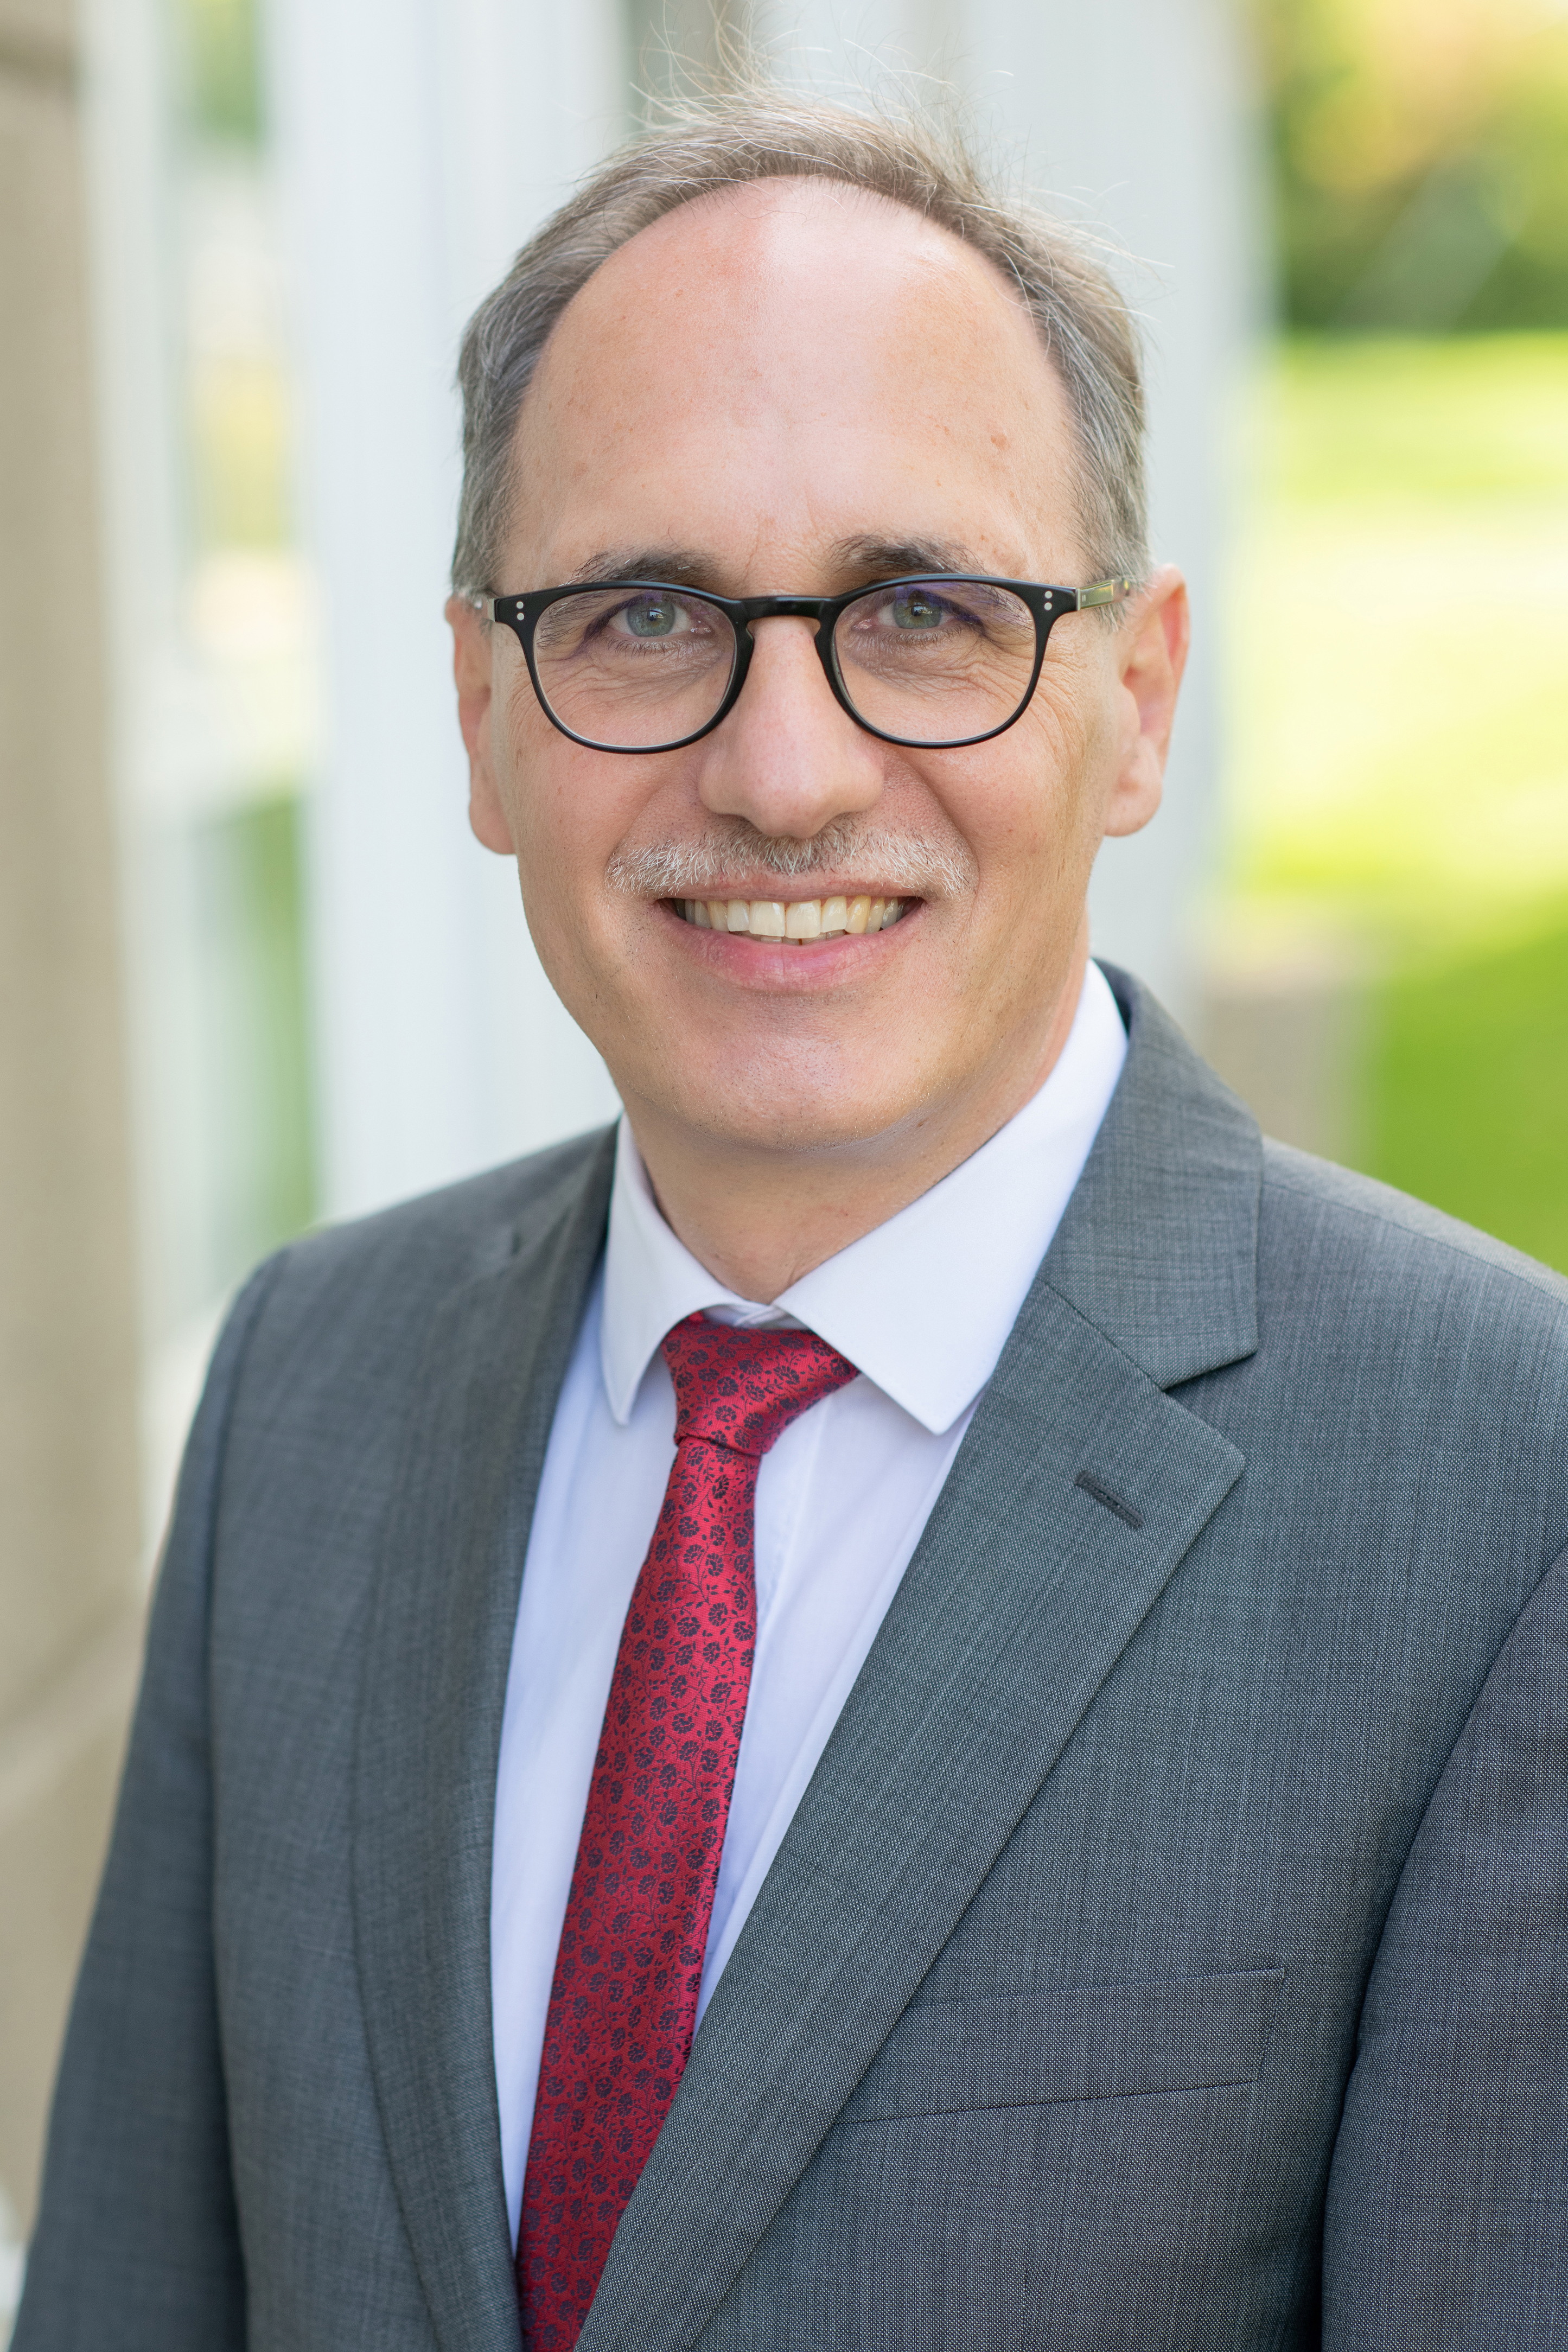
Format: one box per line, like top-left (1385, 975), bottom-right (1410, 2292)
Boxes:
top-left (675, 894), bottom-right (907, 941)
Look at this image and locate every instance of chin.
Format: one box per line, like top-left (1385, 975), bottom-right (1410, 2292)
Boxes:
top-left (667, 1072), bottom-right (929, 1160)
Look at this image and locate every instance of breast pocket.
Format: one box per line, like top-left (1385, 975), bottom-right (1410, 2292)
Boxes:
top-left (840, 1967), bottom-right (1286, 2122)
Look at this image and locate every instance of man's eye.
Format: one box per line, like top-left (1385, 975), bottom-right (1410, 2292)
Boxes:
top-left (889, 591), bottom-right (947, 630)
top-left (620, 597), bottom-right (686, 638)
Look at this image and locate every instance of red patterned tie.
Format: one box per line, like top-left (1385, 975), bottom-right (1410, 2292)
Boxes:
top-left (516, 1312), bottom-right (858, 2349)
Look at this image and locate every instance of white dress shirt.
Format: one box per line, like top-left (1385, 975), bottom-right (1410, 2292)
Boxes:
top-left (490, 958), bottom-right (1128, 2236)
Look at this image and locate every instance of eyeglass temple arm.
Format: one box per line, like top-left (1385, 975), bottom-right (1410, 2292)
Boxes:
top-left (1070, 577), bottom-right (1135, 610)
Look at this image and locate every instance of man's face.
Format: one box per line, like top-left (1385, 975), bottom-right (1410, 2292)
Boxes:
top-left (454, 180), bottom-right (1183, 1172)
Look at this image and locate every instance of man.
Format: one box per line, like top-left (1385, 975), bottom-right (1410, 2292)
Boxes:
top-left (17, 92), bottom-right (1568, 2352)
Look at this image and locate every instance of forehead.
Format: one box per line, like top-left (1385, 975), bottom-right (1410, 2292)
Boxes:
top-left (507, 178), bottom-right (1083, 581)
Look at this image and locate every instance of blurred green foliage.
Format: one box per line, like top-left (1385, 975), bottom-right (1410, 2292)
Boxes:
top-left (1369, 908), bottom-right (1568, 1271)
top-left (172, 0), bottom-right (264, 146)
top-left (1229, 332), bottom-right (1568, 1271)
top-left (1269, 329), bottom-right (1568, 503)
top-left (1255, 0), bottom-right (1568, 329)
top-left (1250, 2), bottom-right (1568, 1261)
top-left (1228, 333), bottom-right (1568, 947)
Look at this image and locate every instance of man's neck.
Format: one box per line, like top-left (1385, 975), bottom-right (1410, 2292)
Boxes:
top-left (624, 948), bottom-right (1091, 1304)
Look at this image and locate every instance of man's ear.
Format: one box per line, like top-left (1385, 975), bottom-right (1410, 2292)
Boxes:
top-left (446, 594), bottom-right (515, 855)
top-left (1102, 565), bottom-right (1190, 840)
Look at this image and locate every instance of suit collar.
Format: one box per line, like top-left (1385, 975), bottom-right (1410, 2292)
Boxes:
top-left (601, 956), bottom-right (1131, 1435)
top-left (1042, 963), bottom-right (1261, 1389)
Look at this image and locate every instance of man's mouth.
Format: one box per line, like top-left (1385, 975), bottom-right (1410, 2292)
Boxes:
top-left (671, 894), bottom-right (910, 942)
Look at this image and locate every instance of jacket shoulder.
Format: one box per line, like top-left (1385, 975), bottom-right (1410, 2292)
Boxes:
top-left (209, 1126), bottom-right (616, 1426)
top-left (1221, 1141), bottom-right (1568, 1585)
top-left (266, 1125), bottom-right (614, 1298)
top-left (1260, 1138), bottom-right (1568, 1321)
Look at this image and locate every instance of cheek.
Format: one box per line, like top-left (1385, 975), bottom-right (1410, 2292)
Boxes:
top-left (930, 730), bottom-right (1090, 895)
top-left (500, 691), bottom-right (628, 897)
top-left (982, 678), bottom-right (1118, 866)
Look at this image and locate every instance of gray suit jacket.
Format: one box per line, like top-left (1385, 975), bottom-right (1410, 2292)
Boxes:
top-left (18, 970), bottom-right (1568, 2350)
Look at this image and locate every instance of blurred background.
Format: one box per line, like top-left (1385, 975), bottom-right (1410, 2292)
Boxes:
top-left (1, 0), bottom-right (1565, 2315)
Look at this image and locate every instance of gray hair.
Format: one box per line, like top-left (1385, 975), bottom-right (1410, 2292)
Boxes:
top-left (451, 87), bottom-right (1148, 600)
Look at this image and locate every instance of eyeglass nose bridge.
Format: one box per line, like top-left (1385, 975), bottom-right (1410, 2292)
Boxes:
top-left (728, 595), bottom-right (842, 704)
top-left (735, 593), bottom-right (832, 629)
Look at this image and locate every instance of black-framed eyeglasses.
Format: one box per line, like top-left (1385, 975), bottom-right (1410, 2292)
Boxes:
top-left (484, 572), bottom-right (1133, 754)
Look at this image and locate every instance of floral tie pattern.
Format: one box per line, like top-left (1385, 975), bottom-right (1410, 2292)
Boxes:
top-left (516, 1312), bottom-right (858, 2350)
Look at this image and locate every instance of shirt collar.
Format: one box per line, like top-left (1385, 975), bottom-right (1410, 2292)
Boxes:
top-left (600, 958), bottom-right (1128, 1436)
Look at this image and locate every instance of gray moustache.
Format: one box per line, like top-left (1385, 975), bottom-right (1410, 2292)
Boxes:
top-left (607, 820), bottom-right (976, 898)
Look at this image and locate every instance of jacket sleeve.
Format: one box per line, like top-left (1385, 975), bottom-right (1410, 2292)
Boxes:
top-left (1322, 1537), bottom-right (1568, 2347)
top-left (13, 1261), bottom-right (282, 2352)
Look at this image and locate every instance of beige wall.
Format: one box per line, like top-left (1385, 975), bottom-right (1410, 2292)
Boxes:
top-left (0, 0), bottom-right (144, 2242)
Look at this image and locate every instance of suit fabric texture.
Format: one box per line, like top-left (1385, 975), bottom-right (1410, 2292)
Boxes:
top-left (17, 967), bottom-right (1568, 2350)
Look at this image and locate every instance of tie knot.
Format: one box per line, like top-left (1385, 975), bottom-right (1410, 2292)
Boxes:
top-left (660, 1312), bottom-right (857, 1459)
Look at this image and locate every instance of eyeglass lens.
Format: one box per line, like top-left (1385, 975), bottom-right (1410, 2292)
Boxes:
top-left (528, 578), bottom-right (1039, 750)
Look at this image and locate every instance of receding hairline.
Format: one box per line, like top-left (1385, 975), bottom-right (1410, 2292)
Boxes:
top-left (451, 92), bottom-right (1149, 600)
top-left (517, 168), bottom-right (1054, 415)
top-left (575, 164), bottom-right (1038, 278)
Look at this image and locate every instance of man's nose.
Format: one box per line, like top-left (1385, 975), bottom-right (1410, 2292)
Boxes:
top-left (694, 615), bottom-right (886, 840)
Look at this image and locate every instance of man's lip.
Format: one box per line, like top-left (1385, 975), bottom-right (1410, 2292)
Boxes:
top-left (651, 887), bottom-right (923, 905)
top-left (660, 888), bottom-right (921, 947)
top-left (655, 893), bottom-right (920, 964)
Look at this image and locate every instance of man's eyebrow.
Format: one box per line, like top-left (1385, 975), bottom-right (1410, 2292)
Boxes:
top-left (828, 533), bottom-right (986, 579)
top-left (564, 549), bottom-right (716, 589)
top-left (558, 536), bottom-right (993, 593)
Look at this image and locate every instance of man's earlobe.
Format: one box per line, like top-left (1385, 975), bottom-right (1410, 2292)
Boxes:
top-left (446, 593), bottom-right (514, 856)
top-left (1103, 565), bottom-right (1189, 841)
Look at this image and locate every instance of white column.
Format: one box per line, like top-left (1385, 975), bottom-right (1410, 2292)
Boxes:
top-left (1, 0), bottom-right (145, 2257)
top-left (262, 0), bottom-right (627, 1223)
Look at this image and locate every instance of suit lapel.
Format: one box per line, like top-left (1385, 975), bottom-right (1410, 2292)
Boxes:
top-left (581, 972), bottom-right (1263, 2352)
top-left (1042, 965), bottom-right (1260, 1387)
top-left (352, 1134), bottom-right (615, 2352)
